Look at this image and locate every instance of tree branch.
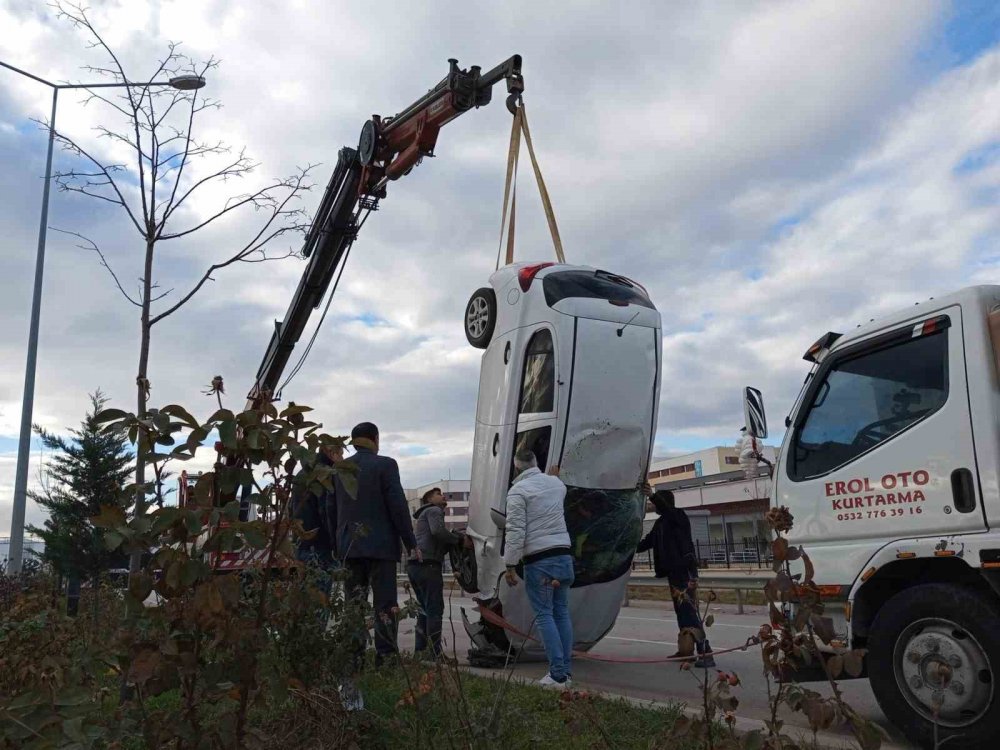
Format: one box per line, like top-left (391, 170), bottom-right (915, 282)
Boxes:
top-left (48, 127), bottom-right (145, 234)
top-left (149, 167), bottom-right (315, 325)
top-left (51, 228), bottom-right (142, 307)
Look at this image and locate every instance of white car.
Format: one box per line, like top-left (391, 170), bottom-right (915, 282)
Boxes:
top-left (453, 261), bottom-right (662, 663)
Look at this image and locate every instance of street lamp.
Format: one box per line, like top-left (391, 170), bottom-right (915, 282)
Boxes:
top-left (0, 61), bottom-right (207, 574)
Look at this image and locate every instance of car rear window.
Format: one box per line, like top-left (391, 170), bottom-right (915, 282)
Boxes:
top-left (543, 270), bottom-right (654, 309)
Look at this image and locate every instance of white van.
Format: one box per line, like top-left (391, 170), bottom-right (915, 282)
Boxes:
top-left (747, 285), bottom-right (1000, 749)
top-left (453, 262), bottom-right (662, 662)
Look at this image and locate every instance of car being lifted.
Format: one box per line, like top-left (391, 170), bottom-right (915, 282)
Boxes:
top-left (453, 261), bottom-right (662, 663)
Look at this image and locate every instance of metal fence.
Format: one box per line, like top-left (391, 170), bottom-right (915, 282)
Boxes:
top-left (632, 536), bottom-right (773, 570)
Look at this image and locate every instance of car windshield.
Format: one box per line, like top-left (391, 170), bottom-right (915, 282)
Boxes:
top-left (564, 486), bottom-right (645, 586)
top-left (543, 270), bottom-right (654, 309)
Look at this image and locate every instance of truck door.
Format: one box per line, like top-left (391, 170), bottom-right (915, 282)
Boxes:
top-left (782, 307), bottom-right (985, 550)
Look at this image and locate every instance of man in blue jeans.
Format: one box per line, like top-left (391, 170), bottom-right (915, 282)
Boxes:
top-left (502, 450), bottom-right (575, 688)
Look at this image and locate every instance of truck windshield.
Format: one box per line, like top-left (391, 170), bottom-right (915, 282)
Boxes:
top-left (543, 270), bottom-right (654, 309)
top-left (790, 331), bottom-right (949, 479)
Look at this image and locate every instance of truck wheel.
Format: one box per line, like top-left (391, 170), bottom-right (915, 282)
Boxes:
top-left (868, 583), bottom-right (999, 749)
top-left (464, 287), bottom-right (497, 349)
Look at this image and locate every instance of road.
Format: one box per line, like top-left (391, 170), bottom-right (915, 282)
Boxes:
top-left (395, 589), bottom-right (915, 748)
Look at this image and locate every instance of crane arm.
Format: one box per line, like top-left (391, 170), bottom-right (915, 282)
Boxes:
top-left (247, 55), bottom-right (523, 406)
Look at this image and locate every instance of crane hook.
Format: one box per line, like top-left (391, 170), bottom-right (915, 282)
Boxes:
top-left (506, 92), bottom-right (522, 116)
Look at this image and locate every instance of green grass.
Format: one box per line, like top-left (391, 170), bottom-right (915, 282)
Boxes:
top-left (357, 664), bottom-right (697, 749)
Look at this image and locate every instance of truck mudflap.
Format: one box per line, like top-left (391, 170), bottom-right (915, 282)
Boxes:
top-left (462, 604), bottom-right (512, 667)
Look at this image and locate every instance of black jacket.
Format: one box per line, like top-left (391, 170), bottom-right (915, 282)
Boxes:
top-left (636, 508), bottom-right (698, 581)
top-left (329, 447), bottom-right (416, 561)
top-left (290, 454), bottom-right (335, 561)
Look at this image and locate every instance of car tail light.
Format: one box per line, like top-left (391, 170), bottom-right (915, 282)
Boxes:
top-left (518, 263), bottom-right (554, 292)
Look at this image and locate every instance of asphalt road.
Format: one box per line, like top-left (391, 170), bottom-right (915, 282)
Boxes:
top-left (395, 589), bottom-right (915, 749)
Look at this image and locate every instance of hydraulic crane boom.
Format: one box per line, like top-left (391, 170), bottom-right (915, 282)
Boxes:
top-left (247, 55), bottom-right (523, 407)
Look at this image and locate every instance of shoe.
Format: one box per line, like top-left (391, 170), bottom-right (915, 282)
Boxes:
top-left (338, 679), bottom-right (365, 711)
top-left (693, 654), bottom-right (716, 669)
top-left (538, 674), bottom-right (571, 689)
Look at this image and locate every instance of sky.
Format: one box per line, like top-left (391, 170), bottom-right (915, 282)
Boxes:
top-left (0, 0), bottom-right (998, 534)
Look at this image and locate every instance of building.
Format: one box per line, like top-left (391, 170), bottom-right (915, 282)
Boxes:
top-left (646, 445), bottom-right (778, 556)
top-left (404, 480), bottom-right (470, 531)
top-left (647, 444), bottom-right (777, 484)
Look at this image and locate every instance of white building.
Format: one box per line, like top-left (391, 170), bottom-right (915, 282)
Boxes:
top-left (404, 479), bottom-right (470, 531)
top-left (648, 444), bottom-right (778, 484)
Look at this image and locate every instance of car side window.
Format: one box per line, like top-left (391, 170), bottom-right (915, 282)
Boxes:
top-left (507, 426), bottom-right (552, 487)
top-left (519, 328), bottom-right (555, 414)
top-left (790, 329), bottom-right (949, 480)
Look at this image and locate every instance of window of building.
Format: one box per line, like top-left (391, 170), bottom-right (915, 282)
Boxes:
top-left (725, 456), bottom-right (740, 465)
top-left (519, 329), bottom-right (555, 414)
top-left (790, 329), bottom-right (949, 480)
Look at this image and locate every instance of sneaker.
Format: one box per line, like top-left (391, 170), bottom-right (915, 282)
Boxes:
top-left (693, 654), bottom-right (716, 669)
top-left (538, 673), bottom-right (571, 689)
top-left (338, 679), bottom-right (365, 711)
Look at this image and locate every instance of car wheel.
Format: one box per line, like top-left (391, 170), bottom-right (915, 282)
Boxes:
top-left (449, 545), bottom-right (479, 594)
top-left (868, 583), bottom-right (1000, 750)
top-left (464, 287), bottom-right (497, 349)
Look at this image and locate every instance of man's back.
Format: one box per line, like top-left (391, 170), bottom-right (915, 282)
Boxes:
top-left (503, 467), bottom-right (571, 564)
top-left (334, 447), bottom-right (415, 561)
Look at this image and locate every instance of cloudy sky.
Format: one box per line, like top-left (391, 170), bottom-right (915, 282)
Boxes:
top-left (1, 0), bottom-right (998, 533)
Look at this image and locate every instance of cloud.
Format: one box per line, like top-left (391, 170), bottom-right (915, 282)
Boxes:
top-left (1, 0), bottom-right (997, 536)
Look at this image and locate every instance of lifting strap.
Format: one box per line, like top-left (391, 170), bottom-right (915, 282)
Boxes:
top-left (496, 103), bottom-right (566, 269)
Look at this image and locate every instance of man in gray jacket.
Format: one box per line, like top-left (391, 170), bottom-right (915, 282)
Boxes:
top-left (408, 487), bottom-right (466, 657)
top-left (502, 450), bottom-right (575, 688)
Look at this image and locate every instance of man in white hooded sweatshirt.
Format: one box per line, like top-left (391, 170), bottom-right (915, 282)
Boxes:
top-left (503, 450), bottom-right (575, 688)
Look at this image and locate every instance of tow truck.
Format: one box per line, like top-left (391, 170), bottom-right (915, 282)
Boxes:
top-left (745, 285), bottom-right (1000, 749)
top-left (188, 57), bottom-right (524, 569)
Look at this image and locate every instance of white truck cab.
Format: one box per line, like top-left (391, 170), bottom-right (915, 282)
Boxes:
top-left (750, 285), bottom-right (1000, 749)
top-left (455, 261), bottom-right (662, 663)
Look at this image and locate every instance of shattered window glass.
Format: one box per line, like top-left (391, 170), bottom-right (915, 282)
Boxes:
top-left (519, 329), bottom-right (555, 414)
top-left (564, 486), bottom-right (644, 586)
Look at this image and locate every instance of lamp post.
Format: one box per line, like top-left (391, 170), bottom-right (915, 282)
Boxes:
top-left (0, 61), bottom-right (206, 574)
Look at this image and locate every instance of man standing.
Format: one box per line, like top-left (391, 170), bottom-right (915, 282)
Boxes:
top-left (637, 486), bottom-right (715, 668)
top-left (408, 487), bottom-right (466, 657)
top-left (502, 451), bottom-right (575, 688)
top-left (291, 444), bottom-right (342, 596)
top-left (330, 422), bottom-right (418, 665)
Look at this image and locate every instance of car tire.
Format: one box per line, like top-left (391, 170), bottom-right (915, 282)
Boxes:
top-left (464, 287), bottom-right (497, 349)
top-left (868, 583), bottom-right (1000, 750)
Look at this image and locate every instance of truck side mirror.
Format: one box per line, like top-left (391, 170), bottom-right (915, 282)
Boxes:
top-left (743, 386), bottom-right (768, 439)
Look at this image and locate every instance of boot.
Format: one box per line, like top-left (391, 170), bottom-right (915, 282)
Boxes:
top-left (694, 640), bottom-right (716, 669)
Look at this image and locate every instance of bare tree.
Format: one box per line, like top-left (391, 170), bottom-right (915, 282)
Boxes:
top-left (47, 2), bottom-right (315, 573)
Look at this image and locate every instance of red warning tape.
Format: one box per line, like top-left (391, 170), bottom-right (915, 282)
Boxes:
top-left (475, 604), bottom-right (761, 665)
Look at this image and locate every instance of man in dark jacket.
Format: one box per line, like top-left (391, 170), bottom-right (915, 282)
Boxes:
top-left (329, 422), bottom-right (418, 664)
top-left (408, 487), bottom-right (465, 657)
top-left (636, 486), bottom-right (715, 668)
top-left (291, 444), bottom-right (341, 568)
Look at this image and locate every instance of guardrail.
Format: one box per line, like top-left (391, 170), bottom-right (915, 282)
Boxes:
top-left (400, 569), bottom-right (771, 616)
top-left (624, 571), bottom-right (771, 614)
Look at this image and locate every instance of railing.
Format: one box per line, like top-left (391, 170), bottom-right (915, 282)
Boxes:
top-left (631, 537), bottom-right (773, 571)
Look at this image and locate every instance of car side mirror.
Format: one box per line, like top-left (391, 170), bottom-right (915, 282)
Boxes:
top-left (743, 386), bottom-right (768, 439)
